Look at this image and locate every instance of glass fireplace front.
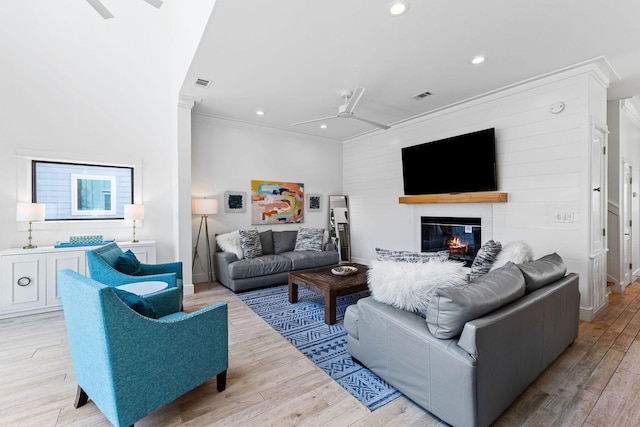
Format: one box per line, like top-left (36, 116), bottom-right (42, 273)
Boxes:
top-left (421, 216), bottom-right (481, 267)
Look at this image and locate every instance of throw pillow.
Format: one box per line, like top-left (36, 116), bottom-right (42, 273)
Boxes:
top-left (259, 230), bottom-right (274, 255)
top-left (367, 259), bottom-right (467, 316)
top-left (294, 227), bottom-right (324, 252)
top-left (426, 262), bottom-right (525, 339)
top-left (375, 248), bottom-right (449, 263)
top-left (273, 230), bottom-right (298, 254)
top-left (239, 229), bottom-right (263, 259)
top-left (112, 287), bottom-right (158, 319)
top-left (517, 252), bottom-right (567, 293)
top-left (469, 240), bottom-right (502, 281)
top-left (490, 240), bottom-right (534, 271)
top-left (115, 250), bottom-right (141, 275)
top-left (216, 230), bottom-right (244, 260)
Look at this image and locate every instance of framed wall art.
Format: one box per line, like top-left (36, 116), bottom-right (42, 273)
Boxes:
top-left (251, 180), bottom-right (304, 224)
top-left (307, 194), bottom-right (321, 212)
top-left (224, 191), bottom-right (246, 213)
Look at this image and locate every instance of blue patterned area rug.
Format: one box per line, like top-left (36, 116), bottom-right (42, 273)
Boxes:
top-left (237, 284), bottom-right (401, 411)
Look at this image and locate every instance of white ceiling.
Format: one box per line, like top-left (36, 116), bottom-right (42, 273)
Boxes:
top-left (181, 0), bottom-right (640, 141)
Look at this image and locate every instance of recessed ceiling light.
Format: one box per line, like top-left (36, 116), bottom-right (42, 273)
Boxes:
top-left (320, 124), bottom-right (327, 129)
top-left (256, 110), bottom-right (265, 116)
top-left (388, 0), bottom-right (410, 16)
top-left (471, 56), bottom-right (486, 65)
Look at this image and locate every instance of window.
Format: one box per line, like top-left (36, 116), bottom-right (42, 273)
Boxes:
top-left (33, 161), bottom-right (133, 221)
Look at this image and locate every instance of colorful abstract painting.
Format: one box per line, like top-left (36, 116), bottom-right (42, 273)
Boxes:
top-left (251, 180), bottom-right (304, 224)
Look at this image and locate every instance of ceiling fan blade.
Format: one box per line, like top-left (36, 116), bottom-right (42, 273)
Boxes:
top-left (87, 0), bottom-right (114, 19)
top-left (142, 0), bottom-right (164, 9)
top-left (350, 115), bottom-right (390, 130)
top-left (291, 115), bottom-right (339, 126)
top-left (344, 87), bottom-right (365, 113)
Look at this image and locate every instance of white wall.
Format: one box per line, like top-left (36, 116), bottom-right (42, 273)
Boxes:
top-left (343, 64), bottom-right (609, 319)
top-left (190, 116), bottom-right (343, 282)
top-left (0, 2), bottom-right (183, 262)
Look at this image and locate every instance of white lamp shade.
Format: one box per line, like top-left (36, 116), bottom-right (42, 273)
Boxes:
top-left (16, 203), bottom-right (45, 222)
top-left (192, 198), bottom-right (218, 215)
top-left (124, 204), bottom-right (145, 220)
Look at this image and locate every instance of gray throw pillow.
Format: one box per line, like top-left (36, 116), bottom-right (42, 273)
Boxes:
top-left (273, 230), bottom-right (298, 254)
top-left (294, 227), bottom-right (324, 252)
top-left (259, 230), bottom-right (274, 255)
top-left (469, 240), bottom-right (502, 281)
top-left (426, 262), bottom-right (525, 339)
top-left (239, 229), bottom-right (263, 259)
top-left (517, 252), bottom-right (567, 293)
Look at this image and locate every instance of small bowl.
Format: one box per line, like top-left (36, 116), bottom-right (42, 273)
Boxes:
top-left (331, 266), bottom-right (358, 276)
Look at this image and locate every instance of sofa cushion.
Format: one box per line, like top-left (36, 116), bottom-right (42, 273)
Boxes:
top-left (239, 229), bottom-right (263, 259)
top-left (375, 247), bottom-right (449, 263)
top-left (115, 250), bottom-right (141, 275)
top-left (273, 230), bottom-right (298, 254)
top-left (426, 262), bottom-right (525, 339)
top-left (294, 227), bottom-right (324, 252)
top-left (281, 250), bottom-right (339, 270)
top-left (490, 240), bottom-right (534, 271)
top-left (259, 230), bottom-right (274, 255)
top-left (112, 288), bottom-right (158, 319)
top-left (469, 240), bottom-right (502, 281)
top-left (517, 252), bottom-right (567, 294)
top-left (216, 231), bottom-right (244, 260)
top-left (367, 259), bottom-right (467, 315)
top-left (227, 254), bottom-right (292, 279)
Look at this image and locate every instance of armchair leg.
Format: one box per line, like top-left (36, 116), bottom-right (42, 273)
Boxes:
top-left (217, 370), bottom-right (227, 392)
top-left (74, 386), bottom-right (89, 408)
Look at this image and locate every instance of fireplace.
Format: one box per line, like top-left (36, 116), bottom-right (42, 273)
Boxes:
top-left (421, 216), bottom-right (481, 267)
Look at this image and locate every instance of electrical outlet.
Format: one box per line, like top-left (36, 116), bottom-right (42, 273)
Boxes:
top-left (554, 212), bottom-right (575, 223)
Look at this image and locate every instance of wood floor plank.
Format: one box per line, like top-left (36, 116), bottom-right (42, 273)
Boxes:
top-left (2, 281), bottom-right (640, 426)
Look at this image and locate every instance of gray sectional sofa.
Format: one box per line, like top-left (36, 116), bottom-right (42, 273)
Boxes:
top-left (345, 256), bottom-right (579, 427)
top-left (213, 230), bottom-right (339, 292)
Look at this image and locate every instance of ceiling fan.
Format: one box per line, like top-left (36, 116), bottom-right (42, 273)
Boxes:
top-left (292, 87), bottom-right (390, 130)
top-left (87, 0), bottom-right (163, 20)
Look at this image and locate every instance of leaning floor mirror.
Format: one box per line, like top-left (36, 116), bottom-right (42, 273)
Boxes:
top-left (329, 195), bottom-right (350, 263)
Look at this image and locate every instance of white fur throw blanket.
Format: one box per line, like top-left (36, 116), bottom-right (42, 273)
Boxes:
top-left (367, 259), bottom-right (468, 315)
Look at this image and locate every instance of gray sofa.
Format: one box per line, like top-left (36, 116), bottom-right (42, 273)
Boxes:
top-left (344, 257), bottom-right (579, 427)
top-left (213, 230), bottom-right (339, 292)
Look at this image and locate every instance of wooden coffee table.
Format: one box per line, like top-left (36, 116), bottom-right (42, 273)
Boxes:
top-left (288, 263), bottom-right (369, 325)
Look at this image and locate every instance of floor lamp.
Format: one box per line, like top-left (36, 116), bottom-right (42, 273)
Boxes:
top-left (192, 198), bottom-right (218, 283)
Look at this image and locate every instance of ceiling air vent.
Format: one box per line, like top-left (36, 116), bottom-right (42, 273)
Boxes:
top-left (194, 78), bottom-right (211, 88)
top-left (412, 91), bottom-right (432, 100)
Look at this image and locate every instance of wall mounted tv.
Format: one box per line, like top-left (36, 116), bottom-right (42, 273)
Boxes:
top-left (402, 128), bottom-right (497, 195)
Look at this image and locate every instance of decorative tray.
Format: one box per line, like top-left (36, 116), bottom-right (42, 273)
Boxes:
top-left (331, 266), bottom-right (359, 276)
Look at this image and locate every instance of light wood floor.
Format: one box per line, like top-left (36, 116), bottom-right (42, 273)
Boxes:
top-left (2, 281), bottom-right (640, 426)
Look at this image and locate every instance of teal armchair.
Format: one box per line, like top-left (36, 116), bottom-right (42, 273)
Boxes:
top-left (59, 269), bottom-right (228, 427)
top-left (86, 242), bottom-right (183, 317)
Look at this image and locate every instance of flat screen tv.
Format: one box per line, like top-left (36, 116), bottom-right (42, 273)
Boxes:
top-left (402, 128), bottom-right (497, 195)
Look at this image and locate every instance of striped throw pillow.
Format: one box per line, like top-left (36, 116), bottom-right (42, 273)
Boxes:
top-left (239, 229), bottom-right (263, 259)
top-left (469, 240), bottom-right (502, 281)
top-left (293, 227), bottom-right (324, 252)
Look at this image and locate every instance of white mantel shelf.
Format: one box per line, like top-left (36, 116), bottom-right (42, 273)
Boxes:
top-left (399, 192), bottom-right (508, 204)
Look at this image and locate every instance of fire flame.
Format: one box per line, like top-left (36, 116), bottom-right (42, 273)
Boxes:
top-left (448, 237), bottom-right (468, 254)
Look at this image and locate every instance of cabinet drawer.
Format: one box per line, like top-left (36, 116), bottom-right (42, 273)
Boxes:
top-left (1, 254), bottom-right (47, 312)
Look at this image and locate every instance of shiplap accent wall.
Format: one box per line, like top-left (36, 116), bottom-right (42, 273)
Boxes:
top-left (343, 63), bottom-right (609, 320)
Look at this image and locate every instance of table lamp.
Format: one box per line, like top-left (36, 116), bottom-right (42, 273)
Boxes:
top-left (124, 204), bottom-right (144, 243)
top-left (16, 203), bottom-right (46, 249)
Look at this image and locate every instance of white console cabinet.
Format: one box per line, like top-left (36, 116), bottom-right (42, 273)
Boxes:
top-left (0, 241), bottom-right (155, 319)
